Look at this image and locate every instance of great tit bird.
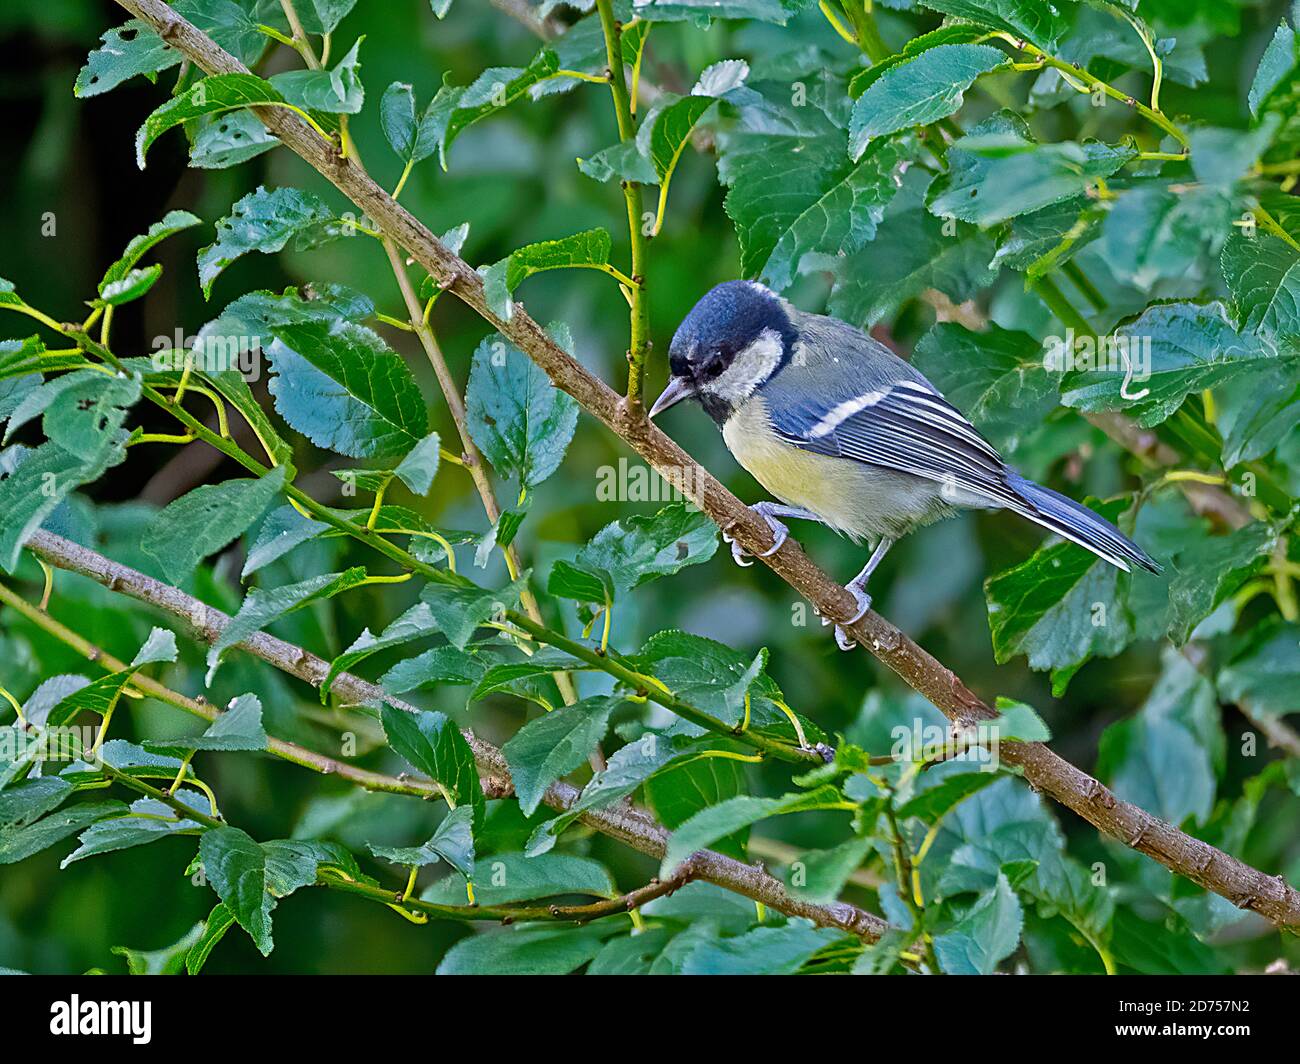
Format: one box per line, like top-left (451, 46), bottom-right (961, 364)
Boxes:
top-left (649, 281), bottom-right (1160, 650)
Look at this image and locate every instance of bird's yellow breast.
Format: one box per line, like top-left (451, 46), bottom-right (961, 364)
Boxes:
top-left (722, 399), bottom-right (870, 540)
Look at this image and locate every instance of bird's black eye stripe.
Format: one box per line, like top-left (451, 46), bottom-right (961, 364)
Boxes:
top-left (698, 349), bottom-right (728, 379)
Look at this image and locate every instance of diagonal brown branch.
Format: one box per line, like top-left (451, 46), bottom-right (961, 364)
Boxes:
top-left (21, 529), bottom-right (888, 941)
top-left (106, 0), bottom-right (1300, 930)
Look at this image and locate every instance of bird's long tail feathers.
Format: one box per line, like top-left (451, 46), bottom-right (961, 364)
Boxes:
top-left (1004, 472), bottom-right (1162, 574)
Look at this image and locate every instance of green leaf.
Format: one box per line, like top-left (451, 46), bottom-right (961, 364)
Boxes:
top-left (645, 754), bottom-right (750, 862)
top-left (1102, 182), bottom-right (1234, 291)
top-left (76, 2), bottom-right (267, 98)
top-left (436, 925), bottom-right (609, 975)
top-left (465, 328), bottom-right (578, 488)
top-left (0, 437), bottom-right (129, 573)
top-left (18, 676), bottom-right (90, 730)
top-left (631, 0), bottom-right (812, 24)
top-left (393, 432), bottom-right (441, 495)
top-left (332, 468), bottom-right (394, 495)
top-left (1218, 620), bottom-right (1300, 718)
top-left (661, 786), bottom-right (850, 876)
top-left (380, 704), bottom-right (484, 829)
top-left (1166, 523), bottom-right (1275, 645)
top-left (784, 837), bottom-right (873, 903)
top-left (984, 498), bottom-right (1141, 683)
top-left (0, 338), bottom-right (50, 422)
top-left (0, 777), bottom-right (73, 827)
top-left (1214, 359), bottom-right (1300, 467)
top-left (579, 139), bottom-right (659, 185)
top-left (137, 73), bottom-right (287, 168)
top-left (1060, 302), bottom-right (1275, 428)
top-left (1255, 29), bottom-right (1300, 165)
top-left (242, 504), bottom-right (329, 577)
top-left (425, 805), bottom-right (475, 875)
top-left (1250, 18), bottom-right (1297, 116)
top-left (61, 794), bottom-right (204, 867)
top-left (718, 99), bottom-right (909, 290)
top-left (648, 93), bottom-right (715, 185)
top-left (933, 872), bottom-right (1023, 974)
top-left (143, 467), bottom-right (286, 585)
top-left (59, 741), bottom-right (190, 788)
top-left (76, 21), bottom-right (178, 98)
top-left (295, 0), bottom-right (358, 35)
top-left (546, 560), bottom-right (611, 605)
top-left (680, 921), bottom-right (842, 974)
top-left (379, 81), bottom-right (418, 160)
top-left (524, 731), bottom-right (708, 855)
top-left (849, 24), bottom-right (989, 98)
top-left (548, 502), bottom-right (718, 605)
top-left (1188, 121), bottom-right (1278, 191)
top-left (912, 323), bottom-right (1059, 453)
top-left (0, 277), bottom-right (25, 309)
top-left (206, 568), bottom-right (370, 680)
top-left (849, 44), bottom-right (1005, 160)
top-left (154, 694), bottom-right (268, 753)
top-left (46, 668), bottom-right (137, 729)
top-left (1109, 908), bottom-right (1229, 975)
top-left (132, 627), bottom-right (179, 667)
top-left (990, 197), bottom-right (1104, 279)
top-left (198, 187), bottom-right (346, 298)
top-left (97, 266), bottom-right (161, 307)
top-left (190, 110), bottom-right (280, 170)
top-left (1096, 652), bottom-right (1223, 826)
top-left (635, 630), bottom-right (778, 729)
top-left (917, 0), bottom-right (1072, 51)
top-left (422, 851), bottom-right (615, 906)
top-left (369, 805), bottom-right (475, 875)
top-left (469, 651), bottom-right (588, 704)
top-left (0, 800), bottom-right (127, 865)
top-left (896, 771), bottom-right (999, 823)
top-left (381, 645), bottom-right (488, 692)
top-left (931, 121), bottom-right (1134, 227)
top-left (101, 209), bottom-right (201, 287)
top-left (198, 828), bottom-right (327, 956)
top-left (186, 904), bottom-right (236, 975)
top-left (321, 602), bottom-right (435, 700)
top-left (588, 927), bottom-right (676, 975)
top-left (502, 696), bottom-right (617, 815)
top-left (481, 229), bottom-right (613, 321)
top-left (1222, 193), bottom-right (1300, 352)
top-left (381, 82), bottom-right (446, 166)
top-left (270, 37), bottom-right (365, 114)
top-left (419, 574), bottom-right (528, 649)
top-left (829, 171), bottom-right (996, 327)
top-left (436, 47), bottom-right (561, 163)
top-left (33, 371), bottom-right (141, 457)
top-left (988, 697), bottom-right (1051, 743)
top-left (112, 922), bottom-right (206, 975)
top-left (267, 319), bottom-right (429, 459)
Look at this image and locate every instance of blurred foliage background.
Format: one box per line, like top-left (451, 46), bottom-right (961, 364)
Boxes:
top-left (0, 0), bottom-right (1298, 973)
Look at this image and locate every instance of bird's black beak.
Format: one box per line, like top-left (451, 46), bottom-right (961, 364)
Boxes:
top-left (648, 375), bottom-right (696, 419)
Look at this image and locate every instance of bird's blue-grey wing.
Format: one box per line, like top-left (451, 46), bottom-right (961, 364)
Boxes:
top-left (767, 376), bottom-right (1025, 511)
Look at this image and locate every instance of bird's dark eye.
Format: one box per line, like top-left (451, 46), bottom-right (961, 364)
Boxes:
top-left (698, 348), bottom-right (728, 379)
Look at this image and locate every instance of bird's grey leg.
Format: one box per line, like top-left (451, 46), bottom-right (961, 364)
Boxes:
top-left (824, 537), bottom-right (895, 650)
top-left (723, 502), bottom-right (824, 566)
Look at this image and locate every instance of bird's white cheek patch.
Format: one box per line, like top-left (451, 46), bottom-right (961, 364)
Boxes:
top-left (702, 328), bottom-right (784, 403)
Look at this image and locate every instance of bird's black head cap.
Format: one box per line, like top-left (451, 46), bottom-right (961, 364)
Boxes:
top-left (657, 282), bottom-right (797, 422)
top-left (668, 280), bottom-right (796, 382)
